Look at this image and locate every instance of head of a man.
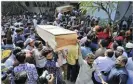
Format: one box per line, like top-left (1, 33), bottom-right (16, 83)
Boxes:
top-left (112, 42), bottom-right (118, 50)
top-left (26, 38), bottom-right (34, 47)
top-left (13, 47), bottom-right (22, 56)
top-left (27, 23), bottom-right (32, 28)
top-left (115, 50), bottom-right (121, 58)
top-left (35, 41), bottom-right (43, 50)
top-left (115, 56), bottom-right (128, 68)
top-left (85, 53), bottom-right (95, 66)
top-left (105, 49), bottom-right (114, 58)
top-left (41, 48), bottom-right (53, 60)
top-left (84, 40), bottom-right (91, 47)
top-left (98, 39), bottom-right (108, 48)
top-left (125, 42), bottom-right (133, 53)
top-left (16, 29), bottom-right (22, 35)
top-left (16, 51), bottom-right (26, 64)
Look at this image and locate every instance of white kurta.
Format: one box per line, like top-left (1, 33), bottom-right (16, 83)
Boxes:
top-left (76, 53), bottom-right (94, 84)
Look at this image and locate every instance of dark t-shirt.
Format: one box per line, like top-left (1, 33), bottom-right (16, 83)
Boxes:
top-left (108, 67), bottom-right (128, 84)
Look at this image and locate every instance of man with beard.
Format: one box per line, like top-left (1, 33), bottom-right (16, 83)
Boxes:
top-left (76, 42), bottom-right (95, 84)
top-left (107, 56), bottom-right (128, 84)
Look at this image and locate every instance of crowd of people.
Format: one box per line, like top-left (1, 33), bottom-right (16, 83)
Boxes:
top-left (1, 7), bottom-right (133, 84)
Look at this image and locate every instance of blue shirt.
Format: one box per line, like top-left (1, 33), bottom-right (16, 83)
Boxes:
top-left (14, 34), bottom-right (25, 44)
top-left (90, 42), bottom-right (98, 51)
top-left (127, 70), bottom-right (133, 84)
top-left (24, 28), bottom-right (30, 34)
top-left (129, 49), bottom-right (133, 57)
top-left (14, 63), bottom-right (38, 84)
top-left (81, 46), bottom-right (92, 59)
top-left (107, 67), bottom-right (128, 84)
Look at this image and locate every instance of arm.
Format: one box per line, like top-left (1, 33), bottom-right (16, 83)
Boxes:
top-left (57, 50), bottom-right (63, 67)
top-left (78, 42), bottom-right (84, 65)
top-left (93, 60), bottom-right (108, 84)
top-left (32, 65), bottom-right (38, 81)
top-left (48, 74), bottom-right (54, 84)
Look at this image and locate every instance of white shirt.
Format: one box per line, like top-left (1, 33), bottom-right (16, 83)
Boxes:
top-left (94, 56), bottom-right (115, 83)
top-left (53, 21), bottom-right (60, 27)
top-left (126, 57), bottom-right (133, 71)
top-left (76, 54), bottom-right (94, 84)
top-left (33, 19), bottom-right (37, 27)
top-left (32, 47), bottom-right (47, 68)
top-left (58, 13), bottom-right (63, 21)
top-left (80, 36), bottom-right (87, 45)
top-left (122, 52), bottom-right (128, 57)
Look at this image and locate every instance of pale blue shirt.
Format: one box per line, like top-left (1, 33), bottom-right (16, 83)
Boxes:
top-left (126, 57), bottom-right (133, 71)
top-left (94, 56), bottom-right (115, 83)
top-left (127, 70), bottom-right (133, 84)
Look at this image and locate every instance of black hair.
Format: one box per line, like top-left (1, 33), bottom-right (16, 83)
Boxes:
top-left (16, 51), bottom-right (26, 63)
top-left (113, 42), bottom-right (118, 50)
top-left (15, 41), bottom-right (24, 48)
top-left (100, 39), bottom-right (108, 47)
top-left (15, 29), bottom-right (22, 33)
top-left (27, 23), bottom-right (31, 26)
top-left (115, 40), bottom-right (123, 46)
top-left (106, 49), bottom-right (114, 58)
top-left (34, 41), bottom-right (42, 48)
top-left (85, 40), bottom-right (91, 47)
top-left (77, 36), bottom-right (83, 40)
top-left (41, 48), bottom-right (53, 56)
top-left (13, 47), bottom-right (22, 56)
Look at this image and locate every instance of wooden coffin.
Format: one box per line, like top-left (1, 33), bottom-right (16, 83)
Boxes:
top-left (36, 25), bottom-right (78, 50)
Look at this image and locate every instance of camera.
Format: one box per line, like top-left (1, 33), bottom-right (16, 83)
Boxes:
top-left (39, 70), bottom-right (51, 84)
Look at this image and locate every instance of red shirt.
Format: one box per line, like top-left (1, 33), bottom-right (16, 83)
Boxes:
top-left (97, 32), bottom-right (109, 40)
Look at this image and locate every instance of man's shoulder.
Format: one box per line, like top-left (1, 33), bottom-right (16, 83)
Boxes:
top-left (117, 67), bottom-right (128, 75)
top-left (26, 63), bottom-right (36, 68)
top-left (95, 56), bottom-right (105, 61)
top-left (128, 57), bottom-right (133, 62)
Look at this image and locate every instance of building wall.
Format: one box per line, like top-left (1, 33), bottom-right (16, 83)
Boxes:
top-left (115, 2), bottom-right (133, 21)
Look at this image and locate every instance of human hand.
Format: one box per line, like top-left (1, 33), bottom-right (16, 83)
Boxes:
top-left (48, 74), bottom-right (54, 84)
top-left (102, 80), bottom-right (108, 84)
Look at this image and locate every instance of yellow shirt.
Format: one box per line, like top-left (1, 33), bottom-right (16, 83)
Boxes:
top-left (66, 44), bottom-right (79, 65)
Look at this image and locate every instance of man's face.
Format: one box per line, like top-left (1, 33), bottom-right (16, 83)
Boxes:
top-left (30, 41), bottom-right (34, 47)
top-left (46, 52), bottom-right (53, 60)
top-left (87, 56), bottom-right (95, 65)
top-left (115, 56), bottom-right (124, 68)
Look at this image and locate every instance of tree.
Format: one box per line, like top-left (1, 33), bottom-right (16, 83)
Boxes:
top-left (79, 1), bottom-right (118, 26)
top-left (79, 1), bottom-right (132, 27)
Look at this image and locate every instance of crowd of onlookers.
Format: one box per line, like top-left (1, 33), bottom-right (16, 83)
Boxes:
top-left (1, 8), bottom-right (133, 84)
